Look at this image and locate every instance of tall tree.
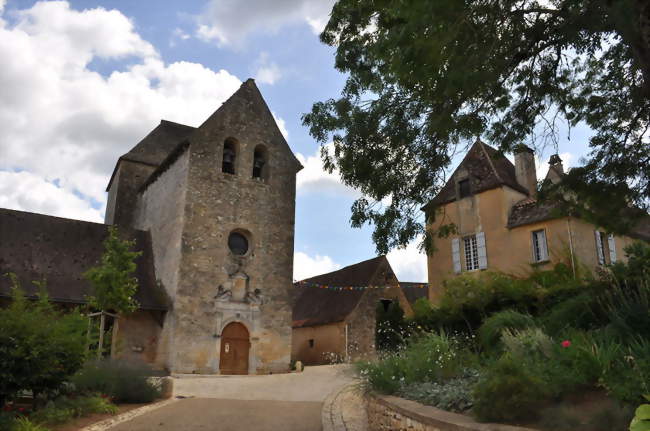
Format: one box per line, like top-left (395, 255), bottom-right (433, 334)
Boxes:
top-left (84, 226), bottom-right (141, 314)
top-left (303, 0), bottom-right (650, 253)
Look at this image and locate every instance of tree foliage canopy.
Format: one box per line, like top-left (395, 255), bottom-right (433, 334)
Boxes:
top-left (0, 276), bottom-right (86, 405)
top-left (303, 0), bottom-right (650, 253)
top-left (84, 226), bottom-right (141, 314)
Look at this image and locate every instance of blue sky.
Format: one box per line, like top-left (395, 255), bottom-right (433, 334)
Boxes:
top-left (0, 0), bottom-right (594, 282)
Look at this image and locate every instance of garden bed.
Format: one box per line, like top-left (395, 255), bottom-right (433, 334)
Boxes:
top-left (361, 243), bottom-right (650, 431)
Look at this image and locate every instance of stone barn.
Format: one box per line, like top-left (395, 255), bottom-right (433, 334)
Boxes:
top-left (291, 256), bottom-right (412, 365)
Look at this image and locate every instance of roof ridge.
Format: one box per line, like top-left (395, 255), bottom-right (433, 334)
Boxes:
top-left (477, 140), bottom-right (504, 183)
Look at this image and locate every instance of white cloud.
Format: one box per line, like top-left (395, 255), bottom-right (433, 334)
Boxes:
top-left (387, 239), bottom-right (428, 282)
top-left (0, 170), bottom-right (103, 223)
top-left (0, 1), bottom-right (242, 221)
top-left (293, 251), bottom-right (341, 281)
top-left (196, 0), bottom-right (335, 47)
top-left (170, 27), bottom-right (191, 47)
top-left (295, 144), bottom-right (361, 197)
top-left (253, 50), bottom-right (283, 87)
top-left (272, 112), bottom-right (289, 140)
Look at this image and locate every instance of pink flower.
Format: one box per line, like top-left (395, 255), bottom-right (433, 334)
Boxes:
top-left (561, 340), bottom-right (571, 348)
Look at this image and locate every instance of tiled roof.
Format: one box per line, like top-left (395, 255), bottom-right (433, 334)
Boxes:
top-left (424, 140), bottom-right (529, 210)
top-left (292, 256), bottom-right (389, 328)
top-left (507, 198), bottom-right (561, 228)
top-left (106, 120), bottom-right (195, 191)
top-left (0, 208), bottom-right (167, 310)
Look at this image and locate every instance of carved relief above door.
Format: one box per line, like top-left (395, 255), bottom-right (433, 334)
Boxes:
top-left (219, 322), bottom-right (250, 375)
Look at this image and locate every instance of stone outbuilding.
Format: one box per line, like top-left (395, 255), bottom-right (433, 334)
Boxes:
top-left (291, 256), bottom-right (412, 365)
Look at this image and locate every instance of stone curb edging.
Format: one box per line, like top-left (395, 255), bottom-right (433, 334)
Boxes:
top-left (370, 395), bottom-right (539, 431)
top-left (322, 382), bottom-right (368, 431)
top-left (79, 398), bottom-right (179, 431)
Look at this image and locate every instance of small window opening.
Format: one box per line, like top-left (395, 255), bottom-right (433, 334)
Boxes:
top-left (228, 231), bottom-right (249, 256)
top-left (252, 145), bottom-right (267, 180)
top-left (459, 179), bottom-right (471, 198)
top-left (380, 299), bottom-right (393, 312)
top-left (222, 138), bottom-right (237, 174)
top-left (308, 339), bottom-right (314, 348)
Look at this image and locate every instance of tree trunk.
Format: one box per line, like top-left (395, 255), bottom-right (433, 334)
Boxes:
top-left (636, 0), bottom-right (650, 96)
top-left (97, 312), bottom-right (105, 359)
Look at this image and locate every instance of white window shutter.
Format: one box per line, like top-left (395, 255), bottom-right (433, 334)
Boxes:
top-left (608, 234), bottom-right (617, 263)
top-left (540, 231), bottom-right (549, 261)
top-left (451, 238), bottom-right (461, 274)
top-left (595, 231), bottom-right (605, 265)
top-left (476, 232), bottom-right (488, 269)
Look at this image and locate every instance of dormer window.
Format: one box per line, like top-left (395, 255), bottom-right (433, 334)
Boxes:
top-left (222, 138), bottom-right (238, 174)
top-left (252, 145), bottom-right (268, 180)
top-left (459, 179), bottom-right (471, 198)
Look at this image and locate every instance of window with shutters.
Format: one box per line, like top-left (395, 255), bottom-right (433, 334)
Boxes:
top-left (463, 235), bottom-right (479, 271)
top-left (595, 231), bottom-right (616, 264)
top-left (531, 229), bottom-right (549, 262)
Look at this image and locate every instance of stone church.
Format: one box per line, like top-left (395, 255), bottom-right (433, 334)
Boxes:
top-left (0, 79), bottom-right (302, 375)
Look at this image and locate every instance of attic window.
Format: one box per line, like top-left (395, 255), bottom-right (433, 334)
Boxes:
top-left (458, 179), bottom-right (471, 198)
top-left (309, 339), bottom-right (314, 348)
top-left (222, 138), bottom-right (237, 174)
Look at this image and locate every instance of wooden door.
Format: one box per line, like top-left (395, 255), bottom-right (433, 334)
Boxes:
top-left (219, 322), bottom-right (250, 375)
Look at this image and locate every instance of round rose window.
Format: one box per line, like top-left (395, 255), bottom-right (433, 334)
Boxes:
top-left (228, 232), bottom-right (249, 255)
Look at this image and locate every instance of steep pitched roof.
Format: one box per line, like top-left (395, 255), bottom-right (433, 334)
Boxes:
top-left (292, 256), bottom-right (390, 328)
top-left (106, 120), bottom-right (196, 191)
top-left (0, 209), bottom-right (167, 310)
top-left (507, 198), bottom-right (561, 228)
top-left (197, 79), bottom-right (302, 170)
top-left (424, 140), bottom-right (529, 210)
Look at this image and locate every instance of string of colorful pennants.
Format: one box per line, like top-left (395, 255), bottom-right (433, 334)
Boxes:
top-left (294, 280), bottom-right (427, 291)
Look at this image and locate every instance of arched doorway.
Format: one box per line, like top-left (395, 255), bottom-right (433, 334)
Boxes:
top-left (219, 322), bottom-right (250, 375)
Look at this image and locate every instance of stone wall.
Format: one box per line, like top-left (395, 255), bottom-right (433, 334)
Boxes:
top-left (168, 80), bottom-right (300, 374)
top-left (291, 322), bottom-right (346, 365)
top-left (368, 395), bottom-right (537, 431)
top-left (346, 288), bottom-right (381, 361)
top-left (113, 310), bottom-right (164, 366)
top-left (131, 149), bottom-right (190, 370)
top-left (106, 160), bottom-right (157, 226)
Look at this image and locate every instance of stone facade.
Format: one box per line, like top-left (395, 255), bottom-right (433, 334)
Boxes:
top-left (107, 79), bottom-right (302, 374)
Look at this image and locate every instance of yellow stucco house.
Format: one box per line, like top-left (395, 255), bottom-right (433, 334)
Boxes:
top-left (424, 140), bottom-right (650, 301)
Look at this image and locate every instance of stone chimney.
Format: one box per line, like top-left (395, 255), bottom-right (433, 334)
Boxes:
top-left (514, 145), bottom-right (537, 197)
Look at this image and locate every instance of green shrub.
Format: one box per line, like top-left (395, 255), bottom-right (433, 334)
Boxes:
top-left (501, 327), bottom-right (554, 359)
top-left (397, 368), bottom-right (479, 412)
top-left (0, 278), bottom-right (87, 406)
top-left (541, 292), bottom-right (601, 335)
top-left (477, 310), bottom-right (536, 351)
top-left (376, 301), bottom-right (409, 352)
top-left (358, 332), bottom-right (469, 394)
top-left (602, 338), bottom-right (650, 404)
top-left (473, 354), bottom-right (548, 422)
top-left (598, 281), bottom-right (650, 341)
top-left (72, 359), bottom-right (160, 403)
top-left (12, 417), bottom-right (48, 431)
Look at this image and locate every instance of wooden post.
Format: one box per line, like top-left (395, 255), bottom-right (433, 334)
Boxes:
top-left (98, 312), bottom-right (105, 359)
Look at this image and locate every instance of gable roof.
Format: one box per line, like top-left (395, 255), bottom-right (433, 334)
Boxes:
top-left (106, 120), bottom-right (196, 191)
top-left (197, 79), bottom-right (303, 171)
top-left (292, 256), bottom-right (390, 328)
top-left (424, 140), bottom-right (529, 210)
top-left (0, 208), bottom-right (167, 310)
